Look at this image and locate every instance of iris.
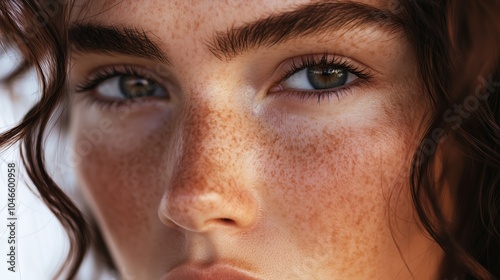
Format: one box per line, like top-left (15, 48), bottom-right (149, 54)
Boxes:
top-left (306, 66), bottom-right (348, 90)
top-left (119, 76), bottom-right (158, 98)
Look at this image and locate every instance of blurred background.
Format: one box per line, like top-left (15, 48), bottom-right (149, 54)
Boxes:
top-left (0, 46), bottom-right (70, 280)
top-left (0, 48), bottom-right (110, 280)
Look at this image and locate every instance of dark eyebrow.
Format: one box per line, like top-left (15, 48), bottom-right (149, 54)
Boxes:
top-left (207, 1), bottom-right (403, 59)
top-left (68, 24), bottom-right (170, 64)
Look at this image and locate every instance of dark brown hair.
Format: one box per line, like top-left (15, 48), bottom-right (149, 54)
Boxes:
top-left (1, 0), bottom-right (499, 279)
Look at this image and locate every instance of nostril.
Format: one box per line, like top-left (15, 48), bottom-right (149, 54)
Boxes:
top-left (218, 218), bottom-right (236, 225)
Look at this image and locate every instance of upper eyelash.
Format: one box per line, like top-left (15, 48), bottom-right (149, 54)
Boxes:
top-left (281, 53), bottom-right (372, 82)
top-left (74, 53), bottom-right (371, 105)
top-left (74, 65), bottom-right (147, 93)
top-left (273, 53), bottom-right (373, 103)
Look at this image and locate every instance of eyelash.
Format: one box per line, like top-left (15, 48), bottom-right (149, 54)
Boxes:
top-left (75, 65), bottom-right (143, 93)
top-left (74, 65), bottom-right (160, 108)
top-left (73, 53), bottom-right (372, 107)
top-left (274, 53), bottom-right (372, 103)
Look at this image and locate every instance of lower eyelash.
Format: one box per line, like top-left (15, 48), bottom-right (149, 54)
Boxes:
top-left (281, 82), bottom-right (367, 104)
top-left (75, 54), bottom-right (370, 108)
top-left (82, 93), bottom-right (137, 109)
top-left (73, 65), bottom-right (163, 109)
top-left (273, 53), bottom-right (372, 104)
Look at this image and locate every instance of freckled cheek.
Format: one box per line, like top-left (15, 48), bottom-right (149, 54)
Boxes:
top-left (70, 110), bottom-right (176, 249)
top-left (258, 127), bottom-right (411, 257)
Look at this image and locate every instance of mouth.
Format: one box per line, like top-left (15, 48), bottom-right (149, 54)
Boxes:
top-left (161, 263), bottom-right (261, 280)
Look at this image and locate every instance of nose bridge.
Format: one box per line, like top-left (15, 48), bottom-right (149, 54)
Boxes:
top-left (159, 97), bottom-right (259, 232)
top-left (177, 100), bottom-right (245, 189)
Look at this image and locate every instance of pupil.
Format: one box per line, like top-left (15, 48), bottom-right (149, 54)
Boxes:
top-left (119, 76), bottom-right (157, 98)
top-left (307, 66), bottom-right (348, 90)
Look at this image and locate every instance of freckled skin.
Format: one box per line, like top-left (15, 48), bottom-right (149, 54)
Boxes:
top-left (70, 0), bottom-right (444, 279)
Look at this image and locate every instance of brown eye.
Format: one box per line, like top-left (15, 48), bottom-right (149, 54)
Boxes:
top-left (306, 67), bottom-right (348, 89)
top-left (95, 75), bottom-right (168, 100)
top-left (119, 75), bottom-right (159, 98)
top-left (281, 66), bottom-right (357, 91)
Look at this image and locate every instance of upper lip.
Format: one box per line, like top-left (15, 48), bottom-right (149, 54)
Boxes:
top-left (161, 263), bottom-right (261, 280)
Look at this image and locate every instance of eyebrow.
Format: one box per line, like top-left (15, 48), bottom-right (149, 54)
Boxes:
top-left (68, 1), bottom-right (403, 62)
top-left (68, 24), bottom-right (170, 63)
top-left (207, 1), bottom-right (404, 59)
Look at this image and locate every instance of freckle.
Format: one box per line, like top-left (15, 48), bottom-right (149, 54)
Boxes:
top-left (371, 244), bottom-right (379, 256)
top-left (193, 20), bottom-right (201, 32)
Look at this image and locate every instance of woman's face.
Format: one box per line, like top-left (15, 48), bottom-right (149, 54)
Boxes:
top-left (68, 0), bottom-right (442, 279)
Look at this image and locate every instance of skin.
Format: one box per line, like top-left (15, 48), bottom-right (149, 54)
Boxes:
top-left (68, 0), bottom-right (445, 279)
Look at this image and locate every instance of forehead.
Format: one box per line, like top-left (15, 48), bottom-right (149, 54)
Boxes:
top-left (71, 0), bottom-right (393, 27)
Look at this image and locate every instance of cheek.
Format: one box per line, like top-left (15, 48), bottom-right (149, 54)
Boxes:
top-left (256, 116), bottom-right (417, 275)
top-left (70, 104), bottom-right (176, 259)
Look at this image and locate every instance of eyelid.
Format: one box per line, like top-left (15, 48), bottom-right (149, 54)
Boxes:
top-left (74, 64), bottom-right (169, 93)
top-left (265, 53), bottom-right (373, 104)
top-left (275, 53), bottom-right (372, 84)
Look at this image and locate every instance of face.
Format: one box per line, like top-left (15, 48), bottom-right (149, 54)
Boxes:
top-left (67, 0), bottom-right (443, 279)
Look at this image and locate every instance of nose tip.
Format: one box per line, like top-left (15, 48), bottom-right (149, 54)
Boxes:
top-left (157, 100), bottom-right (260, 233)
top-left (158, 187), bottom-right (259, 232)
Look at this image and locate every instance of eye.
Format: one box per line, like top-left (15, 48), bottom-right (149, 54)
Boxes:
top-left (74, 65), bottom-right (169, 101)
top-left (96, 75), bottom-right (167, 99)
top-left (270, 54), bottom-right (371, 103)
top-left (281, 66), bottom-right (357, 91)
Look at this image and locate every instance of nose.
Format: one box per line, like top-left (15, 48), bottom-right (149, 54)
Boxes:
top-left (158, 102), bottom-right (260, 233)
